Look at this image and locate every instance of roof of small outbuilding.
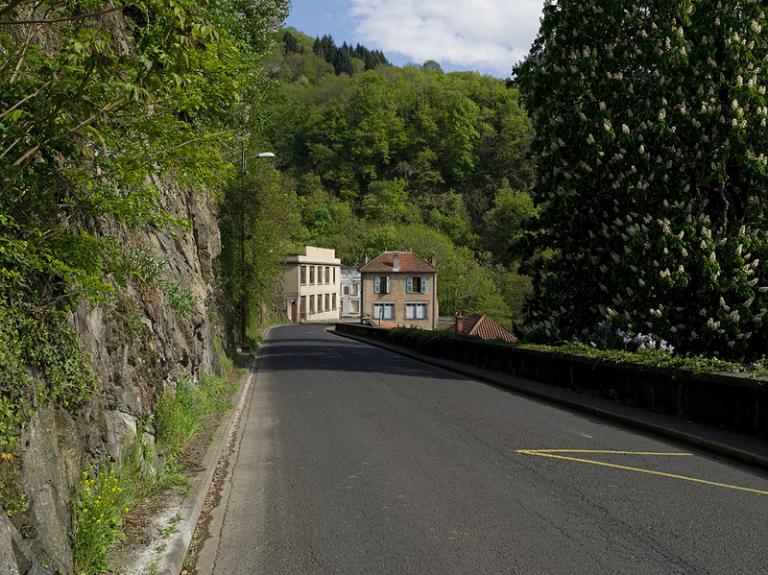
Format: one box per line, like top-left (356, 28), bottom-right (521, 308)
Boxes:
top-left (449, 313), bottom-right (517, 343)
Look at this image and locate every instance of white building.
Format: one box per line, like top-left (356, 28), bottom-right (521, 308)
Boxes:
top-left (282, 246), bottom-right (341, 323)
top-left (340, 267), bottom-right (361, 318)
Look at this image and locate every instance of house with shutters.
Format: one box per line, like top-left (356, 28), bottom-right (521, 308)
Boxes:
top-left (359, 250), bottom-right (439, 330)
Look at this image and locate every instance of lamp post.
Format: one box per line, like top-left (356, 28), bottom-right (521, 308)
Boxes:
top-left (238, 148), bottom-right (276, 351)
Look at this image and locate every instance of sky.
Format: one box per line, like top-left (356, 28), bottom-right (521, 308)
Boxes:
top-left (285, 0), bottom-right (544, 78)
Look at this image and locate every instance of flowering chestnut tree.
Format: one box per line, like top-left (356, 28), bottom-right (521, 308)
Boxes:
top-left (515, 0), bottom-right (768, 360)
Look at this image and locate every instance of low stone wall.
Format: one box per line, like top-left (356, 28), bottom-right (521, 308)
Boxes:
top-left (335, 324), bottom-right (768, 437)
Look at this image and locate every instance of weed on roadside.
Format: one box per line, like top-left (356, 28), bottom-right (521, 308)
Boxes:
top-left (72, 468), bottom-right (131, 574)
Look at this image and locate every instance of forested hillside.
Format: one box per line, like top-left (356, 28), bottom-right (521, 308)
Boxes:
top-left (242, 29), bottom-right (536, 326)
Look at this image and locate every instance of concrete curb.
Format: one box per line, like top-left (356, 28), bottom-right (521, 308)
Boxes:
top-left (154, 331), bottom-right (269, 575)
top-left (330, 329), bottom-right (768, 473)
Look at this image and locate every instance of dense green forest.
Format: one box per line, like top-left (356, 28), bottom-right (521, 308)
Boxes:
top-left (231, 28), bottom-right (536, 328)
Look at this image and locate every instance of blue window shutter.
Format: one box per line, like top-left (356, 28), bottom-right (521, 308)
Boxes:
top-left (406, 275), bottom-right (413, 293)
top-left (374, 276), bottom-right (381, 294)
top-left (421, 276), bottom-right (428, 294)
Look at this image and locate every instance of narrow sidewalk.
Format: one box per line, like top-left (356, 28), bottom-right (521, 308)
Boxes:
top-left (331, 329), bottom-right (768, 472)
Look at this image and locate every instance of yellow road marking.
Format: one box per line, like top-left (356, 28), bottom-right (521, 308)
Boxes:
top-left (517, 450), bottom-right (768, 496)
top-left (517, 450), bottom-right (692, 456)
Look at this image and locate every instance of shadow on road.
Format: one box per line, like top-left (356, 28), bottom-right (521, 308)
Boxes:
top-left (259, 324), bottom-right (465, 381)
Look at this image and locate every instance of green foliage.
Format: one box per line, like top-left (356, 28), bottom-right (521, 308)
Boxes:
top-left (73, 467), bottom-right (130, 574)
top-left (155, 375), bottom-right (233, 459)
top-left (483, 184), bottom-right (536, 267)
top-left (123, 248), bottom-right (197, 319)
top-left (519, 343), bottom-right (768, 378)
top-left (312, 34), bottom-right (389, 75)
top-left (362, 179), bottom-right (411, 224)
top-left (162, 280), bottom-right (197, 320)
top-left (515, 0), bottom-right (768, 361)
top-left (0, 305), bottom-right (95, 454)
top-left (0, 0), bottom-right (261, 310)
top-left (218, 160), bottom-right (303, 341)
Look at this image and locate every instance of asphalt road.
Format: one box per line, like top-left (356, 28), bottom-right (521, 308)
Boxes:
top-left (205, 324), bottom-right (768, 575)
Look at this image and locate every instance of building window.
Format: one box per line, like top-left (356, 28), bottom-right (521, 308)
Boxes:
top-left (300, 266), bottom-right (307, 286)
top-left (373, 303), bottom-right (395, 320)
top-left (310, 295), bottom-right (316, 314)
top-left (344, 285), bottom-right (350, 295)
top-left (406, 303), bottom-right (428, 320)
top-left (309, 266), bottom-right (315, 285)
top-left (351, 282), bottom-right (359, 296)
top-left (333, 267), bottom-right (336, 284)
top-left (324, 266), bottom-right (330, 284)
top-left (351, 300), bottom-right (360, 313)
top-left (374, 276), bottom-right (389, 294)
top-left (301, 296), bottom-right (307, 317)
top-left (325, 293), bottom-right (330, 310)
top-left (332, 293), bottom-right (337, 310)
top-left (407, 275), bottom-right (428, 294)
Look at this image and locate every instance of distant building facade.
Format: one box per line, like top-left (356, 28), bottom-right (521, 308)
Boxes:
top-left (359, 251), bottom-right (438, 330)
top-left (282, 246), bottom-right (341, 323)
top-left (341, 267), bottom-right (361, 317)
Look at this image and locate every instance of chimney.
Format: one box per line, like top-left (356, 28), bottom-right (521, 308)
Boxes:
top-left (363, 253), bottom-right (370, 265)
top-left (392, 252), bottom-right (400, 272)
top-left (430, 252), bottom-right (437, 266)
top-left (454, 312), bottom-right (464, 334)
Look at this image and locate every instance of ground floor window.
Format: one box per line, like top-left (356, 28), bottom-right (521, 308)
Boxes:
top-left (310, 295), bottom-right (316, 314)
top-left (406, 303), bottom-right (428, 320)
top-left (373, 303), bottom-right (395, 320)
top-left (332, 293), bottom-right (337, 310)
top-left (351, 300), bottom-right (360, 313)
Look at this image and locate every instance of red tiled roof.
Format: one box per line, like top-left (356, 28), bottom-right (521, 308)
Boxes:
top-left (450, 313), bottom-right (517, 343)
top-left (359, 251), bottom-right (437, 273)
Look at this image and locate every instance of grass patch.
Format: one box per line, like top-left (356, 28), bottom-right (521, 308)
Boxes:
top-left (155, 374), bottom-right (234, 458)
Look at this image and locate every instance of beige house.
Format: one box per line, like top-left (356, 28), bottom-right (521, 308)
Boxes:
top-left (282, 246), bottom-right (341, 323)
top-left (360, 251), bottom-right (438, 330)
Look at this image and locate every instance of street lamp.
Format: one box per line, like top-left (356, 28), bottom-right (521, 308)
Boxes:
top-left (237, 149), bottom-right (276, 350)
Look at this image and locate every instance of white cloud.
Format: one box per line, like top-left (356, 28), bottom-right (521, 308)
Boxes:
top-left (349, 0), bottom-right (543, 76)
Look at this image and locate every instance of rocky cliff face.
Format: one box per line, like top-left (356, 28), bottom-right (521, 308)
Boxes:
top-left (0, 184), bottom-right (222, 575)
